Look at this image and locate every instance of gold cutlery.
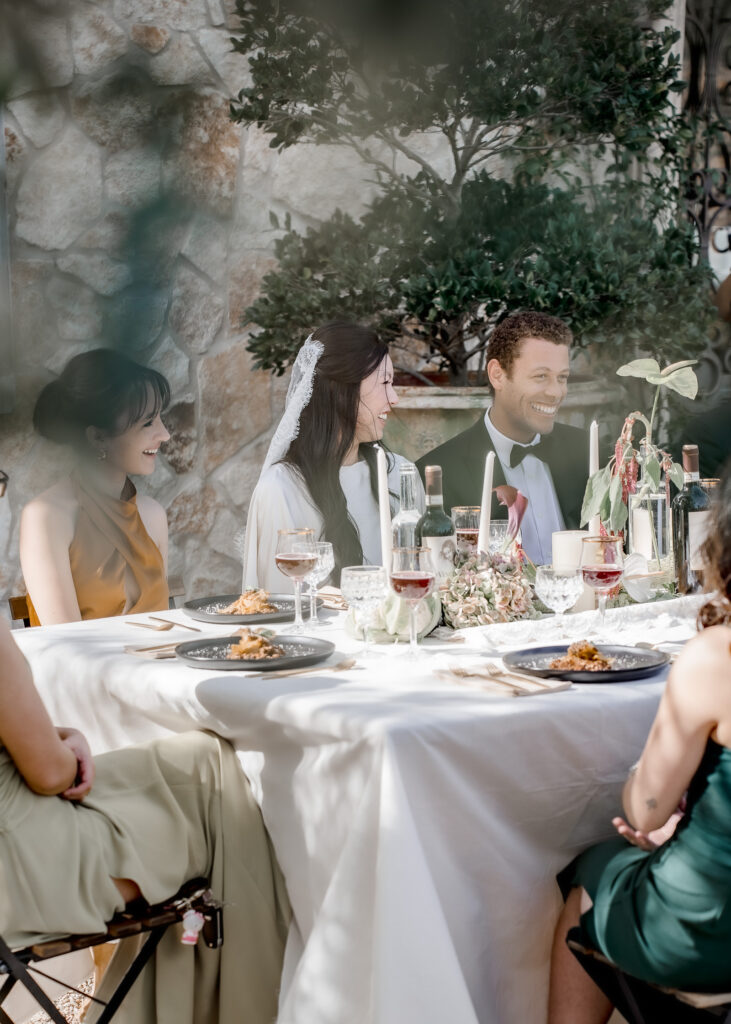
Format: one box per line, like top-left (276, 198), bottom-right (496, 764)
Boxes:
top-left (266, 658), bottom-right (356, 679)
top-left (148, 615), bottom-right (201, 631)
top-left (127, 617), bottom-right (201, 632)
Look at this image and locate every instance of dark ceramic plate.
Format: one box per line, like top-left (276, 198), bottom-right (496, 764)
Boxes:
top-left (502, 644), bottom-right (670, 683)
top-left (174, 634), bottom-right (335, 671)
top-left (182, 593), bottom-right (321, 625)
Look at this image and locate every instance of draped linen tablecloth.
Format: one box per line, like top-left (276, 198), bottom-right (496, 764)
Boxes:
top-left (14, 596), bottom-right (702, 1024)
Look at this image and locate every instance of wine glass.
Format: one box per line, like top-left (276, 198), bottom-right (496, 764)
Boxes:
top-left (390, 547), bottom-right (436, 658)
top-left (451, 506), bottom-right (481, 558)
top-left (304, 541), bottom-right (335, 624)
top-left (340, 565), bottom-right (388, 657)
top-left (275, 528), bottom-right (316, 634)
top-left (488, 521), bottom-right (510, 554)
top-left (534, 566), bottom-right (583, 634)
top-left (580, 535), bottom-right (624, 633)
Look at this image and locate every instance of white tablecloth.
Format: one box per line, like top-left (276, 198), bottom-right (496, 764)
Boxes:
top-left (14, 596), bottom-right (702, 1024)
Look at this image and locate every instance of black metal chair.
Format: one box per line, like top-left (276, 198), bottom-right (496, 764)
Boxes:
top-left (567, 927), bottom-right (731, 1024)
top-left (0, 878), bottom-right (222, 1024)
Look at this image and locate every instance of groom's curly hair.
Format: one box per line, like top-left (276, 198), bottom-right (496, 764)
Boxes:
top-left (486, 312), bottom-right (572, 390)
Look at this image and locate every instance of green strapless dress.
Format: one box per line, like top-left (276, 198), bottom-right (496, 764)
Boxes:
top-left (0, 731), bottom-right (290, 1024)
top-left (560, 738), bottom-right (731, 991)
top-left (556, 737), bottom-right (728, 991)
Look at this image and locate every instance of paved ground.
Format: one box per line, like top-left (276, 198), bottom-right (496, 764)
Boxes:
top-left (27, 975), bottom-right (93, 1024)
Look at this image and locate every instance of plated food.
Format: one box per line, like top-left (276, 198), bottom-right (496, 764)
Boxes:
top-left (548, 641), bottom-right (614, 673)
top-left (183, 592), bottom-right (318, 625)
top-left (502, 643), bottom-right (669, 683)
top-left (175, 634), bottom-right (336, 671)
top-left (227, 629), bottom-right (285, 661)
top-left (220, 590), bottom-right (278, 616)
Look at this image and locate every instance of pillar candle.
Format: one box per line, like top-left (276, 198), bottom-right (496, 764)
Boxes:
top-left (376, 446), bottom-right (392, 570)
top-left (476, 452), bottom-right (495, 555)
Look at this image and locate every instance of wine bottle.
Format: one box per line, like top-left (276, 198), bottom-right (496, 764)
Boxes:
top-left (671, 444), bottom-right (713, 594)
top-left (415, 465), bottom-right (456, 587)
top-left (391, 464), bottom-right (421, 548)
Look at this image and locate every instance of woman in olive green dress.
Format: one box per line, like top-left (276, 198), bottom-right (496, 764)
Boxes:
top-left (0, 612), bottom-right (290, 1024)
top-left (548, 464), bottom-right (731, 1024)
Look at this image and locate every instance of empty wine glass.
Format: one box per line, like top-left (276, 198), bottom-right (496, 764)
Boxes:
top-left (534, 566), bottom-right (583, 633)
top-left (580, 535), bottom-right (624, 633)
top-left (340, 565), bottom-right (388, 657)
top-left (488, 521), bottom-right (510, 554)
top-left (304, 541), bottom-right (335, 624)
top-left (275, 528), bottom-right (316, 634)
top-left (390, 547), bottom-right (436, 658)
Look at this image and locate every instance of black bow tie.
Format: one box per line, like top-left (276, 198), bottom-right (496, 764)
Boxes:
top-left (508, 438), bottom-right (547, 468)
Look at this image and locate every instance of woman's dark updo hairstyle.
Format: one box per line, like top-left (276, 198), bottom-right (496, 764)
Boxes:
top-left (281, 322), bottom-right (393, 579)
top-left (33, 348), bottom-right (170, 452)
top-left (698, 458), bottom-right (731, 629)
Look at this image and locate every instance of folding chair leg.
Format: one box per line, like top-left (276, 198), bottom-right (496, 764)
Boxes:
top-left (94, 927), bottom-right (166, 1024)
top-left (0, 937), bottom-right (69, 1024)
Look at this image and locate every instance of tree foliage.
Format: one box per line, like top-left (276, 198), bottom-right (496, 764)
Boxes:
top-left (231, 0), bottom-right (715, 381)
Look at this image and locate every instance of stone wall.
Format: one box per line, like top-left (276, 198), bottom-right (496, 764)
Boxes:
top-left (0, 0), bottom-right (385, 609)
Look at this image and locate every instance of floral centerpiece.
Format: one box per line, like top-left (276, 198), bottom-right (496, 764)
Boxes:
top-left (442, 549), bottom-right (539, 628)
top-left (442, 487), bottom-right (538, 629)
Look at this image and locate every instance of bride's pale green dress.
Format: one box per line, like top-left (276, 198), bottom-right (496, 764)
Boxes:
top-left (0, 730), bottom-right (290, 1024)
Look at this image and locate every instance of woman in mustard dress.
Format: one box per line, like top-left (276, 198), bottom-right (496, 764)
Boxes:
top-left (20, 349), bottom-right (171, 625)
top-left (0, 612), bottom-right (290, 1024)
top-left (548, 464), bottom-right (731, 1023)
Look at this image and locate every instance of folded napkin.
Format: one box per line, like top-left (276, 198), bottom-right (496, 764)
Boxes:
top-left (317, 586), bottom-right (349, 610)
top-left (345, 592), bottom-right (442, 644)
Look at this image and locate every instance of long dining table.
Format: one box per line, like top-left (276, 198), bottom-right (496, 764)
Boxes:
top-left (13, 594), bottom-right (702, 1024)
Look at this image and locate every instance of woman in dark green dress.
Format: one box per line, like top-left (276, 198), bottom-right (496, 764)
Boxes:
top-left (548, 464), bottom-right (731, 1024)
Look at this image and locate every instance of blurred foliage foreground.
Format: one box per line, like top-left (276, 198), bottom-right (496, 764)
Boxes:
top-left (229, 0), bottom-right (716, 382)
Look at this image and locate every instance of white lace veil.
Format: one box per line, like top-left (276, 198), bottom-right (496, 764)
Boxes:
top-left (261, 332), bottom-right (324, 475)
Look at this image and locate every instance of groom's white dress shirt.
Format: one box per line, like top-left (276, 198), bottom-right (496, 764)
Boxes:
top-left (484, 410), bottom-right (565, 565)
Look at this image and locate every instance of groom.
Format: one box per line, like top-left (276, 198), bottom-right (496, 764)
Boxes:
top-left (415, 311), bottom-right (589, 565)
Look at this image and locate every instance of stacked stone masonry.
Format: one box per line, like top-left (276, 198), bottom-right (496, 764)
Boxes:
top-left (0, 0), bottom-right (387, 607)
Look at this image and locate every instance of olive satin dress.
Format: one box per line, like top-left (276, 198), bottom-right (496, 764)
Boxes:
top-left (0, 731), bottom-right (290, 1024)
top-left (561, 738), bottom-right (731, 991)
top-left (28, 474), bottom-right (168, 626)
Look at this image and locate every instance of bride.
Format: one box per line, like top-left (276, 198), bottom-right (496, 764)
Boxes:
top-left (243, 322), bottom-right (424, 590)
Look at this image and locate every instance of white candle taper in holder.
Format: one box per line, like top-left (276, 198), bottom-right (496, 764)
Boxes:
top-left (476, 451), bottom-right (495, 555)
top-left (589, 419), bottom-right (600, 535)
top-left (376, 446), bottom-right (392, 569)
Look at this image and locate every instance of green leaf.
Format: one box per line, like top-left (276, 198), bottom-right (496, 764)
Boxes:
top-left (269, 210), bottom-right (280, 229)
top-left (608, 472), bottom-right (628, 533)
top-left (668, 462), bottom-right (685, 490)
top-left (616, 358), bottom-right (661, 380)
top-left (657, 365), bottom-right (698, 399)
top-left (581, 464), bottom-right (612, 526)
top-left (643, 455), bottom-right (661, 490)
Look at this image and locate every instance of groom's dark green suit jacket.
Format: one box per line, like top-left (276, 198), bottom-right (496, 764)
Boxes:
top-left (414, 415), bottom-right (589, 529)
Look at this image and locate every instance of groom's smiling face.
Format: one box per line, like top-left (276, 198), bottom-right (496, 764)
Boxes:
top-left (488, 337), bottom-right (570, 444)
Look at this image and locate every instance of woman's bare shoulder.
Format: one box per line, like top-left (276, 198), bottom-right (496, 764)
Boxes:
top-left (672, 625), bottom-right (731, 697)
top-left (22, 479), bottom-right (78, 521)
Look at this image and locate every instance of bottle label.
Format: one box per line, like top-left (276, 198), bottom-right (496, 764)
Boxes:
top-left (688, 510), bottom-right (711, 571)
top-left (422, 535), bottom-right (457, 588)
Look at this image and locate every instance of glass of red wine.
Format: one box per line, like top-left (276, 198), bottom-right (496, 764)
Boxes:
top-left (275, 528), bottom-right (316, 634)
top-left (580, 534), bottom-right (624, 632)
top-left (390, 546), bottom-right (436, 657)
top-left (451, 506), bottom-right (481, 559)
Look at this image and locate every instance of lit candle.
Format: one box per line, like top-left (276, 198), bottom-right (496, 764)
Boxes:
top-left (376, 446), bottom-right (392, 569)
top-left (589, 420), bottom-right (600, 535)
top-left (476, 452), bottom-right (495, 555)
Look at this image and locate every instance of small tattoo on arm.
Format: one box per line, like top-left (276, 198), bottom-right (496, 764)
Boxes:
top-left (645, 797), bottom-right (658, 810)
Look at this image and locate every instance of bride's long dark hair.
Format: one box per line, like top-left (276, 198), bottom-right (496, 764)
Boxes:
top-left (281, 322), bottom-right (393, 578)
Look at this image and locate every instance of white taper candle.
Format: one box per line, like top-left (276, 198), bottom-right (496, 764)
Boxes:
top-left (376, 446), bottom-right (392, 569)
top-left (589, 420), bottom-right (601, 535)
top-left (476, 451), bottom-right (495, 555)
